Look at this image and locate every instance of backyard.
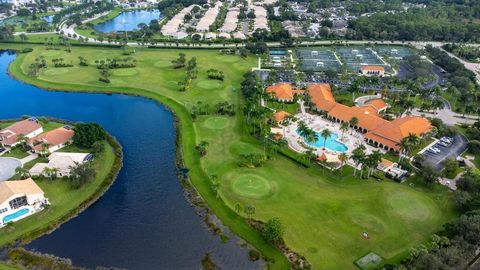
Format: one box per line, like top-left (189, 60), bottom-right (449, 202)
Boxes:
top-left (0, 43), bottom-right (457, 269)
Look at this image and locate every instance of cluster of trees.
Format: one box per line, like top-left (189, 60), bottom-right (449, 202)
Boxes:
top-left (190, 101), bottom-right (235, 120)
top-left (73, 123), bottom-right (107, 148)
top-left (177, 56), bottom-right (197, 91)
top-left (206, 68), bottom-right (224, 81)
top-left (209, 2), bottom-right (228, 32)
top-left (426, 46), bottom-right (479, 114)
top-left (466, 121), bottom-right (480, 155)
top-left (348, 5), bottom-right (480, 42)
top-left (27, 56), bottom-right (47, 77)
top-left (0, 25), bottom-right (14, 41)
top-left (442, 44), bottom-right (480, 62)
top-left (51, 58), bottom-right (73, 68)
top-left (94, 57), bottom-right (136, 69)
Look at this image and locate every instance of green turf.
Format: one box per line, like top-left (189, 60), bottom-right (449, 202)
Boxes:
top-left (0, 43), bottom-right (456, 269)
top-left (154, 60), bottom-right (172, 68)
top-left (230, 174), bottom-right (274, 199)
top-left (113, 68), bottom-right (138, 76)
top-left (196, 79), bottom-right (223, 90)
top-left (202, 116), bottom-right (230, 130)
top-left (2, 147), bottom-right (28, 159)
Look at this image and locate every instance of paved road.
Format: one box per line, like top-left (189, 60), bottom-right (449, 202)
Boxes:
top-left (439, 47), bottom-right (480, 84)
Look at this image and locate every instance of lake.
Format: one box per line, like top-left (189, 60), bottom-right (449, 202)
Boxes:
top-left (94, 10), bottom-right (161, 33)
top-left (0, 50), bottom-right (262, 269)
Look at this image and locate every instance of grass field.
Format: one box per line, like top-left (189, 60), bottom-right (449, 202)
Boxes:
top-left (0, 43), bottom-right (457, 269)
top-left (0, 140), bottom-right (116, 247)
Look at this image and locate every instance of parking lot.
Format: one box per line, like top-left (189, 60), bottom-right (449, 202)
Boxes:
top-left (421, 134), bottom-right (468, 171)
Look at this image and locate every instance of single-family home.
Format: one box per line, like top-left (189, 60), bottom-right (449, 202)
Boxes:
top-left (29, 152), bottom-right (91, 177)
top-left (272, 111), bottom-right (291, 124)
top-left (0, 178), bottom-right (48, 227)
top-left (0, 118), bottom-right (43, 147)
top-left (29, 126), bottom-right (74, 154)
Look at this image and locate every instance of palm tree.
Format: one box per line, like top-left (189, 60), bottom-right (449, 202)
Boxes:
top-left (42, 167), bottom-right (53, 178)
top-left (340, 122), bottom-right (349, 139)
top-left (320, 129), bottom-right (332, 150)
top-left (349, 117), bottom-right (359, 134)
top-left (234, 202), bottom-right (242, 213)
top-left (244, 204), bottom-right (256, 218)
top-left (15, 134), bottom-right (28, 151)
top-left (338, 153), bottom-right (348, 168)
top-left (365, 150), bottom-right (382, 178)
top-left (397, 138), bottom-right (409, 162)
top-left (15, 167), bottom-right (30, 179)
top-left (49, 167), bottom-right (59, 180)
top-left (351, 145), bottom-right (366, 177)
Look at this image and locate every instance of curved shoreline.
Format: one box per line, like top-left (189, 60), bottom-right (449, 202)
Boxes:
top-left (0, 117), bottom-right (123, 247)
top-left (4, 50), bottom-right (290, 269)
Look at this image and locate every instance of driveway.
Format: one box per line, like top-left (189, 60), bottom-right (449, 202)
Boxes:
top-left (0, 157), bottom-right (22, 181)
top-left (421, 134), bottom-right (468, 171)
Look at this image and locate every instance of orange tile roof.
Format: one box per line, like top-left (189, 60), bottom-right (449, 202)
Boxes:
top-left (30, 126), bottom-right (74, 151)
top-left (360, 65), bottom-right (385, 71)
top-left (365, 116), bottom-right (432, 150)
top-left (272, 111), bottom-right (291, 122)
top-left (364, 99), bottom-right (388, 111)
top-left (307, 83), bottom-right (432, 151)
top-left (266, 83), bottom-right (294, 100)
top-left (316, 153), bottom-right (327, 162)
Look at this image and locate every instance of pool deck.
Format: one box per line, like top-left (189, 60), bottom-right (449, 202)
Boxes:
top-left (283, 112), bottom-right (381, 167)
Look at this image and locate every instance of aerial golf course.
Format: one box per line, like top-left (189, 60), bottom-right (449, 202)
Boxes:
top-left (0, 43), bottom-right (456, 269)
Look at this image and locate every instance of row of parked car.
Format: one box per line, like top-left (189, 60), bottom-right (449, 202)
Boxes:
top-left (427, 137), bottom-right (454, 154)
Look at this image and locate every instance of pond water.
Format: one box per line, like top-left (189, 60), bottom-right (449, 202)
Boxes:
top-left (0, 51), bottom-right (261, 269)
top-left (94, 10), bottom-right (161, 33)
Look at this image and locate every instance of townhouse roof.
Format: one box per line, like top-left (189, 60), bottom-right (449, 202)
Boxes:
top-left (0, 118), bottom-right (42, 145)
top-left (364, 99), bottom-right (388, 111)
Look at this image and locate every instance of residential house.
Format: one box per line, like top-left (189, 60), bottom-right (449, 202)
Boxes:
top-left (0, 178), bottom-right (48, 227)
top-left (29, 126), bottom-right (74, 154)
top-left (29, 152), bottom-right (91, 177)
top-left (0, 118), bottom-right (43, 148)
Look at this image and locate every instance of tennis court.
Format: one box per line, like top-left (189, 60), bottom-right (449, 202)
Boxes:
top-left (296, 48), bottom-right (342, 72)
top-left (336, 47), bottom-right (390, 72)
top-left (374, 46), bottom-right (413, 60)
top-left (266, 49), bottom-right (288, 68)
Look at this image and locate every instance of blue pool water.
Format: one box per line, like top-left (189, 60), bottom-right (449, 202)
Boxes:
top-left (3, 208), bottom-right (29, 224)
top-left (94, 10), bottom-right (161, 33)
top-left (298, 129), bottom-right (348, 152)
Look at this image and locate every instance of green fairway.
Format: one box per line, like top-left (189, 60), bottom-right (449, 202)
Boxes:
top-left (0, 43), bottom-right (456, 269)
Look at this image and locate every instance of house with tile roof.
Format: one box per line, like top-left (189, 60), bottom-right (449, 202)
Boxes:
top-left (28, 126), bottom-right (75, 155)
top-left (272, 111), bottom-right (291, 123)
top-left (29, 152), bottom-right (91, 177)
top-left (0, 178), bottom-right (48, 227)
top-left (359, 65), bottom-right (385, 77)
top-left (0, 118), bottom-right (43, 147)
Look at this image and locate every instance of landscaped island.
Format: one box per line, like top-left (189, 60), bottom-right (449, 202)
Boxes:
top-left (0, 43), bottom-right (457, 269)
top-left (0, 117), bottom-right (122, 269)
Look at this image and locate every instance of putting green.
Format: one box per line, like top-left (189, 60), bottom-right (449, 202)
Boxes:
top-left (231, 174), bottom-right (273, 199)
top-left (196, 79), bottom-right (223, 90)
top-left (202, 116), bottom-right (229, 130)
top-left (43, 68), bottom-right (70, 76)
top-left (387, 192), bottom-right (431, 222)
top-left (113, 69), bottom-right (138, 76)
top-left (154, 60), bottom-right (172, 68)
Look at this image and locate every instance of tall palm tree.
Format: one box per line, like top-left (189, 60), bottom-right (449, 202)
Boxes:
top-left (340, 122), bottom-right (349, 139)
top-left (349, 117), bottom-right (359, 134)
top-left (351, 145), bottom-right (366, 177)
top-left (338, 153), bottom-right (348, 173)
top-left (397, 138), bottom-right (409, 162)
top-left (320, 129), bottom-right (332, 150)
top-left (365, 150), bottom-right (382, 177)
top-left (15, 167), bottom-right (30, 179)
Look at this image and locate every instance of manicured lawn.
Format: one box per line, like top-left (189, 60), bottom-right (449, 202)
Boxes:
top-left (0, 262), bottom-right (20, 270)
top-left (0, 43), bottom-right (457, 269)
top-left (0, 141), bottom-right (115, 247)
top-left (2, 147), bottom-right (29, 159)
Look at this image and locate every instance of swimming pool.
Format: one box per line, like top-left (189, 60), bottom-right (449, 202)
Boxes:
top-left (298, 130), bottom-right (348, 153)
top-left (3, 208), bottom-right (29, 224)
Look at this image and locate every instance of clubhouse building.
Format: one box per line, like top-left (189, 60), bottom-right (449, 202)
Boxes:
top-left (267, 83), bottom-right (432, 152)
